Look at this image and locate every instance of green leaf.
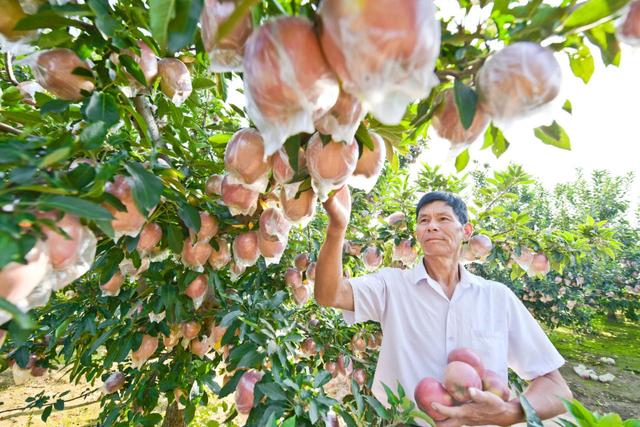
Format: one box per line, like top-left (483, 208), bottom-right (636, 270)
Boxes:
top-left (281, 416), bottom-right (296, 427)
top-left (562, 0), bottom-right (628, 31)
top-left (124, 162), bottom-right (163, 216)
top-left (313, 371), bottom-right (332, 388)
top-left (41, 405), bottom-right (53, 422)
top-left (84, 92), bottom-right (119, 126)
top-left (216, 0), bottom-right (258, 43)
top-left (80, 122), bottom-right (110, 149)
top-left (255, 383), bottom-right (287, 401)
top-left (453, 79), bottom-right (478, 130)
top-left (455, 148), bottom-right (470, 172)
top-left (166, 224), bottom-right (183, 253)
top-left (0, 298), bottom-right (36, 329)
top-left (364, 396), bottom-right (389, 419)
top-left (562, 399), bottom-right (598, 427)
top-left (563, 100), bottom-right (573, 114)
top-left (192, 77), bottom-right (216, 90)
top-left (585, 22), bottom-right (621, 66)
top-left (218, 369), bottom-right (244, 398)
top-left (167, 0), bottom-right (204, 54)
top-left (53, 399), bottom-right (65, 410)
top-left (534, 121), bottom-right (571, 150)
top-left (65, 163), bottom-right (96, 189)
top-left (150, 0), bottom-right (176, 52)
top-left (14, 12), bottom-right (80, 31)
top-left (119, 54), bottom-right (147, 86)
top-left (309, 400), bottom-right (319, 424)
top-left (178, 202), bottom-right (200, 232)
top-left (37, 195), bottom-right (113, 221)
top-left (520, 395), bottom-right (544, 427)
top-left (355, 122), bottom-right (374, 151)
top-left (88, 0), bottom-right (121, 36)
top-left (39, 146), bottom-right (72, 168)
top-left (483, 124), bottom-right (510, 157)
top-left (40, 99), bottom-right (71, 115)
top-left (568, 45), bottom-right (595, 84)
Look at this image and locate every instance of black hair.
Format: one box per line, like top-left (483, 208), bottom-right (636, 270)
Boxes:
top-left (415, 191), bottom-right (469, 224)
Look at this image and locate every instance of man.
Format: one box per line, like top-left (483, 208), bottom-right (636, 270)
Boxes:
top-left (315, 188), bottom-right (572, 426)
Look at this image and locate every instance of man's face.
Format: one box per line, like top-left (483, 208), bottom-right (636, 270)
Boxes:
top-left (415, 201), bottom-right (472, 258)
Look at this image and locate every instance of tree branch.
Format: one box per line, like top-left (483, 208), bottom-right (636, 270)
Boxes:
top-left (5, 52), bottom-right (19, 86)
top-left (0, 387), bottom-right (100, 415)
top-left (0, 122), bottom-right (21, 134)
top-left (133, 95), bottom-right (161, 144)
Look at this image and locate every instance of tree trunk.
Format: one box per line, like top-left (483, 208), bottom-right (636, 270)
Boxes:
top-left (161, 402), bottom-right (185, 427)
top-left (607, 309), bottom-right (618, 322)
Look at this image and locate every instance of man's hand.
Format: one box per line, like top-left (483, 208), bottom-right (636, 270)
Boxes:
top-left (323, 186), bottom-right (351, 231)
top-left (431, 388), bottom-right (514, 427)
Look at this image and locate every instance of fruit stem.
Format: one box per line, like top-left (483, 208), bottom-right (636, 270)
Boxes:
top-left (0, 122), bottom-right (20, 134)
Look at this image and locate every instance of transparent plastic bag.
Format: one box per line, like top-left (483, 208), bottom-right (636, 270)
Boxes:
top-left (476, 42), bottom-right (562, 125)
top-left (319, 0), bottom-right (440, 125)
top-left (348, 130), bottom-right (386, 193)
top-left (200, 0), bottom-right (253, 72)
top-left (243, 16), bottom-right (340, 155)
top-left (306, 133), bottom-right (358, 202)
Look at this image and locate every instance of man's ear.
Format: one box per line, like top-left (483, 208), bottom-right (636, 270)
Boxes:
top-left (463, 223), bottom-right (474, 240)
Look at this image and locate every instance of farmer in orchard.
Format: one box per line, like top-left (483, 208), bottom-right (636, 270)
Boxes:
top-left (315, 188), bottom-right (573, 425)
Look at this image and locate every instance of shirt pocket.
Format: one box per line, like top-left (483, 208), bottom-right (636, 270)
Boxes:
top-left (470, 328), bottom-right (507, 375)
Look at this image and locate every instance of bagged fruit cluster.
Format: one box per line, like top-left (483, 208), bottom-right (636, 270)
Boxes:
top-left (414, 348), bottom-right (510, 421)
top-left (0, 213), bottom-right (97, 325)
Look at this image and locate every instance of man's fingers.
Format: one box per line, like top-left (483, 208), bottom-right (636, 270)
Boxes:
top-left (431, 402), bottom-right (461, 418)
top-left (435, 418), bottom-right (462, 427)
top-left (469, 387), bottom-right (503, 405)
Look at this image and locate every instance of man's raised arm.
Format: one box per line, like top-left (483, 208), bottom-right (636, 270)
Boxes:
top-left (314, 186), bottom-right (354, 311)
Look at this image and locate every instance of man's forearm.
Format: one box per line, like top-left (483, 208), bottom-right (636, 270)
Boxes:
top-left (496, 373), bottom-right (571, 426)
top-left (314, 223), bottom-right (346, 306)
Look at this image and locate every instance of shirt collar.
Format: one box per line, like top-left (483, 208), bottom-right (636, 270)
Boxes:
top-left (411, 258), bottom-right (478, 289)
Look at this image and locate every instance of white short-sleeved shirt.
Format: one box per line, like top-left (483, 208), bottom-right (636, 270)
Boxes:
top-left (342, 259), bottom-right (565, 420)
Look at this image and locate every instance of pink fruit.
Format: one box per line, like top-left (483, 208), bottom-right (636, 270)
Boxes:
top-left (314, 89), bottom-right (365, 143)
top-left (447, 348), bottom-right (485, 377)
top-left (325, 361), bottom-right (338, 377)
top-left (295, 253), bottom-right (310, 271)
top-left (386, 211), bottom-right (406, 226)
top-left (158, 58), bottom-right (192, 106)
top-left (181, 239), bottom-right (213, 269)
top-left (205, 174), bottom-right (224, 196)
top-left (208, 238), bottom-right (231, 270)
top-left (414, 377), bottom-right (454, 421)
top-left (258, 232), bottom-right (287, 262)
top-left (259, 207), bottom-right (291, 242)
top-left (280, 187), bottom-right (317, 224)
top-left (40, 213), bottom-right (83, 269)
top-left (200, 0), bottom-right (253, 71)
top-left (131, 334), bottom-right (158, 368)
top-left (284, 268), bottom-right (303, 289)
top-left (353, 368), bottom-right (366, 385)
top-left (481, 369), bottom-right (510, 401)
top-left (233, 231), bottom-right (260, 267)
top-left (272, 146), bottom-right (306, 184)
top-left (349, 130), bottom-right (386, 192)
top-left (292, 284), bottom-right (311, 306)
top-left (432, 88), bottom-right (489, 147)
top-left (305, 262), bottom-right (316, 282)
top-left (185, 274), bottom-right (208, 301)
top-left (182, 321), bottom-right (202, 340)
top-left (243, 16), bottom-right (340, 154)
top-left (443, 361), bottom-right (482, 403)
top-left (221, 175), bottom-right (260, 216)
top-left (476, 42), bottom-right (561, 121)
top-left (137, 223), bottom-right (163, 253)
top-left (35, 48), bottom-right (94, 101)
top-left (301, 338), bottom-right (317, 355)
top-left (102, 372), bottom-right (126, 394)
top-left (351, 335), bottom-right (366, 353)
top-left (225, 128), bottom-right (272, 185)
top-left (191, 212), bottom-right (218, 242)
top-left (362, 246), bottom-right (382, 270)
top-left (529, 252), bottom-right (550, 276)
top-left (0, 241), bottom-right (49, 304)
top-left (100, 272), bottom-right (124, 296)
top-left (305, 133), bottom-right (359, 201)
top-left (105, 175), bottom-right (148, 239)
top-left (337, 354), bottom-right (353, 377)
top-left (235, 370), bottom-right (263, 414)
top-left (467, 234), bottom-right (493, 260)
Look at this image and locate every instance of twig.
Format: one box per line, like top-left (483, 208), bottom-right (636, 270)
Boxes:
top-left (0, 387), bottom-right (100, 415)
top-left (5, 52), bottom-right (19, 86)
top-left (0, 122), bottom-right (20, 134)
